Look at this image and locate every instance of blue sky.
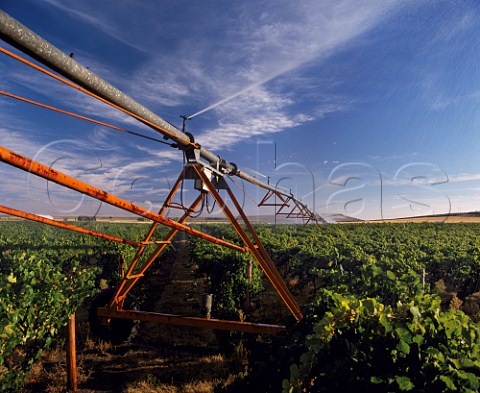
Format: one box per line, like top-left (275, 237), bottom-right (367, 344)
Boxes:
top-left (1, 0), bottom-right (480, 221)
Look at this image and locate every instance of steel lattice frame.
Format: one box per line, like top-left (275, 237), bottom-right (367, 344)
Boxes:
top-left (0, 9), bottom-right (310, 334)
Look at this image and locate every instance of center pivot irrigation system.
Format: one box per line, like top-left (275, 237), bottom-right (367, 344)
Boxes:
top-left (0, 10), bottom-right (324, 336)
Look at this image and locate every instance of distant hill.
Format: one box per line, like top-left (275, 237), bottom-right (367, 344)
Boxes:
top-left (368, 211), bottom-right (480, 223)
top-left (324, 214), bottom-right (363, 223)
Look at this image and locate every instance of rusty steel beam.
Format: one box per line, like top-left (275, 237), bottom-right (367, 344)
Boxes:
top-left (193, 164), bottom-right (303, 321)
top-left (0, 204), bottom-right (142, 246)
top-left (0, 10), bottom-right (299, 203)
top-left (111, 193), bottom-right (206, 305)
top-left (118, 167), bottom-right (190, 284)
top-left (258, 189), bottom-right (292, 208)
top-left (225, 185), bottom-right (304, 320)
top-left (0, 144), bottom-right (245, 253)
top-left (108, 164), bottom-right (302, 325)
top-left (97, 308), bottom-right (285, 334)
top-left (0, 90), bottom-right (170, 146)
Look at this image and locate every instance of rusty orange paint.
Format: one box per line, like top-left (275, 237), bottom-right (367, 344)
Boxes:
top-left (0, 144), bottom-right (304, 330)
top-left (97, 308), bottom-right (285, 334)
top-left (226, 186), bottom-right (304, 320)
top-left (110, 193), bottom-right (206, 306)
top-left (0, 204), bottom-right (142, 246)
top-left (193, 165), bottom-right (303, 321)
top-left (0, 47), bottom-right (197, 149)
top-left (258, 189), bottom-right (292, 208)
top-left (0, 144), bottom-right (245, 252)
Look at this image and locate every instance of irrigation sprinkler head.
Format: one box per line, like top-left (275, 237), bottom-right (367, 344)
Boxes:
top-left (180, 114), bottom-right (192, 133)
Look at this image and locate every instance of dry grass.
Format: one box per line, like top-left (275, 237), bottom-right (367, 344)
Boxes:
top-left (20, 240), bottom-right (246, 392)
top-left (84, 337), bottom-right (113, 354)
top-left (120, 349), bottom-right (232, 393)
top-left (24, 345), bottom-right (92, 393)
top-left (21, 342), bottom-right (236, 392)
top-left (124, 379), bottom-right (220, 393)
top-left (122, 355), bottom-right (227, 393)
top-left (124, 375), bottom-right (178, 393)
top-left (183, 380), bottom-right (220, 393)
top-left (43, 364), bottom-right (70, 393)
top-left (124, 378), bottom-right (218, 393)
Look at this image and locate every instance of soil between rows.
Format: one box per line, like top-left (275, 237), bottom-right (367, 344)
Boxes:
top-left (23, 239), bottom-right (287, 392)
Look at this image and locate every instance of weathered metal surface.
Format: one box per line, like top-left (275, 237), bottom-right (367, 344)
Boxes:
top-left (110, 193), bottom-right (206, 306)
top-left (225, 187), bottom-right (305, 320)
top-left (0, 204), bottom-right (142, 246)
top-left (0, 11), bottom-right (192, 148)
top-left (193, 164), bottom-right (304, 320)
top-left (0, 90), bottom-right (170, 145)
top-left (0, 10), bottom-right (299, 202)
top-left (97, 308), bottom-right (285, 334)
top-left (104, 163), bottom-right (302, 322)
top-left (258, 189), bottom-right (292, 208)
top-left (0, 144), bottom-right (245, 253)
top-left (66, 314), bottom-right (77, 392)
top-left (0, 10), bottom-right (310, 336)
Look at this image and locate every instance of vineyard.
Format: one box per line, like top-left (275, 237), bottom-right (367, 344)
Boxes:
top-left (1, 221), bottom-right (480, 392)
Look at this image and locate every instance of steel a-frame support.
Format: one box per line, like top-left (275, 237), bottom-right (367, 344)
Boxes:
top-left (0, 142), bottom-right (302, 333)
top-left (191, 164), bottom-right (303, 320)
top-left (99, 162), bottom-right (303, 333)
top-left (259, 189), bottom-right (324, 225)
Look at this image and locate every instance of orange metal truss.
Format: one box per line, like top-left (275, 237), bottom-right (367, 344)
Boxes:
top-left (258, 188), bottom-right (324, 225)
top-left (0, 143), bottom-right (303, 334)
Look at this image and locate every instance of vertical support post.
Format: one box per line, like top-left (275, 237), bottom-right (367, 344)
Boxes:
top-left (193, 164), bottom-right (303, 320)
top-left (199, 293), bottom-right (213, 319)
top-left (66, 313), bottom-right (77, 392)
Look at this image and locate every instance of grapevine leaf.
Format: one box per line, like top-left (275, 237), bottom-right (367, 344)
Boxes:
top-left (7, 273), bottom-right (16, 284)
top-left (396, 340), bottom-right (410, 356)
top-left (439, 375), bottom-right (457, 390)
top-left (395, 376), bottom-right (414, 391)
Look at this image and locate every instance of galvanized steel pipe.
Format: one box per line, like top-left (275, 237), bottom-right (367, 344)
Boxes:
top-left (0, 10), bottom-right (294, 199)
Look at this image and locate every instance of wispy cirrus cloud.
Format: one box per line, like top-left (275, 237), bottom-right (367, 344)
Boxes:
top-left (129, 0), bottom-right (412, 149)
top-left (5, 0), bottom-right (414, 151)
top-left (196, 86), bottom-right (321, 150)
top-left (417, 7), bottom-right (480, 112)
top-left (42, 0), bottom-right (148, 53)
top-left (1, 59), bottom-right (164, 142)
top-left (448, 173), bottom-right (480, 183)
